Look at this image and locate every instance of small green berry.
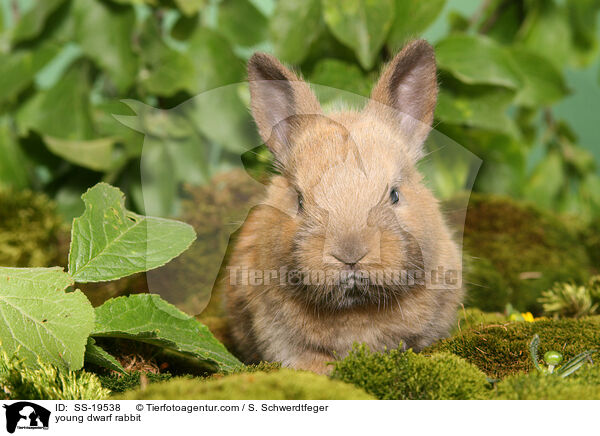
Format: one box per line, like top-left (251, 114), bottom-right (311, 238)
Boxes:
top-left (544, 351), bottom-right (563, 366)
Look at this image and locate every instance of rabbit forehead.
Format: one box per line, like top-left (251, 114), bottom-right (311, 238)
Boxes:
top-left (290, 112), bottom-right (411, 192)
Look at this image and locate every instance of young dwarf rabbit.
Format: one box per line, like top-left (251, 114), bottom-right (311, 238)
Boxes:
top-left (223, 40), bottom-right (463, 373)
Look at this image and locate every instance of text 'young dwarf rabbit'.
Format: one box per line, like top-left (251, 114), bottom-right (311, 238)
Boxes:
top-left (223, 40), bottom-right (463, 374)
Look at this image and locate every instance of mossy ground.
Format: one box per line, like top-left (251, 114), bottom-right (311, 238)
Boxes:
top-left (492, 364), bottom-right (600, 400)
top-left (424, 316), bottom-right (600, 379)
top-left (116, 369), bottom-right (374, 400)
top-left (445, 193), bottom-right (593, 313)
top-left (331, 345), bottom-right (491, 400)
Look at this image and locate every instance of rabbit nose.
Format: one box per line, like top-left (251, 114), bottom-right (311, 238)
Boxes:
top-left (331, 251), bottom-right (367, 268)
top-left (330, 235), bottom-right (369, 267)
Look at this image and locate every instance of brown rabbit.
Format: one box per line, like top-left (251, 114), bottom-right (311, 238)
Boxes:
top-left (222, 40), bottom-right (463, 373)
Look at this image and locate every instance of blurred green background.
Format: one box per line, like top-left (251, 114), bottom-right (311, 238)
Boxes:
top-left (1, 0), bottom-right (600, 223)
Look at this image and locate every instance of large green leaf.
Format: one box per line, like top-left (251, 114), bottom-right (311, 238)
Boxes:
top-left (68, 183), bottom-right (196, 283)
top-left (140, 21), bottom-right (243, 96)
top-left (322, 0), bottom-right (394, 69)
top-left (387, 0), bottom-right (446, 52)
top-left (0, 117), bottom-right (28, 189)
top-left (0, 42), bottom-right (61, 105)
top-left (16, 61), bottom-right (93, 140)
top-left (217, 0), bottom-right (268, 47)
top-left (174, 0), bottom-right (205, 16)
top-left (138, 18), bottom-right (197, 96)
top-left (84, 337), bottom-right (126, 374)
top-left (72, 0), bottom-right (138, 92)
top-left (523, 151), bottom-right (565, 210)
top-left (568, 0), bottom-right (600, 67)
top-left (185, 27), bottom-right (245, 92)
top-left (270, 0), bottom-right (322, 64)
top-left (0, 267), bottom-right (95, 370)
top-left (43, 136), bottom-right (122, 172)
top-left (309, 58), bottom-right (372, 106)
top-left (518, 2), bottom-right (572, 69)
top-left (510, 48), bottom-right (569, 107)
top-left (92, 294), bottom-right (242, 371)
top-left (436, 84), bottom-right (518, 137)
top-left (435, 34), bottom-right (522, 89)
top-left (11, 0), bottom-right (68, 43)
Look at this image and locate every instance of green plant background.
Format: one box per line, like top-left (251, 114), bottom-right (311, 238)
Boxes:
top-left (1, 0), bottom-right (600, 223)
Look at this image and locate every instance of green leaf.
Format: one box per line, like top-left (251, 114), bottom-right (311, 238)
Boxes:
top-left (309, 58), bottom-right (372, 105)
top-left (0, 117), bottom-right (29, 189)
top-left (567, 0), bottom-right (600, 67)
top-left (84, 337), bottom-right (126, 374)
top-left (43, 136), bottom-right (122, 172)
top-left (68, 183), bottom-right (196, 283)
top-left (72, 0), bottom-right (138, 92)
top-left (435, 34), bottom-right (522, 89)
top-left (322, 0), bottom-right (394, 69)
top-left (186, 85), bottom-right (255, 154)
top-left (91, 100), bottom-right (144, 158)
top-left (0, 42), bottom-right (61, 105)
top-left (185, 27), bottom-right (245, 92)
top-left (510, 48), bottom-right (569, 107)
top-left (436, 84), bottom-right (518, 137)
top-left (387, 0), bottom-right (446, 52)
top-left (140, 21), bottom-right (243, 96)
top-left (92, 294), bottom-right (242, 371)
top-left (173, 0), bottom-right (205, 16)
top-left (217, 0), bottom-right (268, 47)
top-left (16, 61), bottom-right (93, 140)
top-left (523, 151), bottom-right (565, 210)
top-left (0, 267), bottom-right (95, 370)
top-left (11, 0), bottom-right (68, 43)
top-left (517, 2), bottom-right (572, 69)
top-left (270, 0), bottom-right (322, 64)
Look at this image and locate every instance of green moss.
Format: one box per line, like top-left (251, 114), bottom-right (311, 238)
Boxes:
top-left (446, 193), bottom-right (592, 313)
top-left (0, 350), bottom-right (109, 400)
top-left (453, 308), bottom-right (508, 335)
top-left (0, 188), bottom-right (64, 268)
top-left (99, 372), bottom-right (175, 394)
top-left (425, 316), bottom-right (600, 379)
top-left (538, 276), bottom-right (600, 318)
top-left (331, 344), bottom-right (490, 400)
top-left (492, 364), bottom-right (600, 399)
top-left (116, 369), bottom-right (373, 400)
top-left (583, 216), bottom-right (600, 271)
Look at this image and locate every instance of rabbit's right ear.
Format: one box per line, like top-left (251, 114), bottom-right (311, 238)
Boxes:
top-left (248, 53), bottom-right (321, 159)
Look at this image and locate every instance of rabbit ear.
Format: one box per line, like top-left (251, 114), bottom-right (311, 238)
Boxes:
top-left (248, 53), bottom-right (322, 158)
top-left (366, 40), bottom-right (437, 158)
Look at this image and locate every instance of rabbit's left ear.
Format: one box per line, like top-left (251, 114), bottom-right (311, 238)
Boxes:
top-left (366, 40), bottom-right (437, 157)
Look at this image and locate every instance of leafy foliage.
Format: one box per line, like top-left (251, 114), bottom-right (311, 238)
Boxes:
top-left (0, 267), bottom-right (95, 370)
top-left (0, 182), bottom-right (242, 379)
top-left (69, 183), bottom-right (195, 283)
top-left (0, 0), bottom-right (598, 222)
top-left (92, 294), bottom-right (242, 371)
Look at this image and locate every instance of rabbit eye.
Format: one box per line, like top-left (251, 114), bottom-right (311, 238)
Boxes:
top-left (297, 192), bottom-right (304, 212)
top-left (390, 188), bottom-right (400, 205)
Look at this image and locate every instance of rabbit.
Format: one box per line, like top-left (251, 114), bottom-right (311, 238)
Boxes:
top-left (222, 40), bottom-right (463, 374)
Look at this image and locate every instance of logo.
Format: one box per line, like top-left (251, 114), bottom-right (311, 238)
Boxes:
top-left (2, 402), bottom-right (50, 434)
